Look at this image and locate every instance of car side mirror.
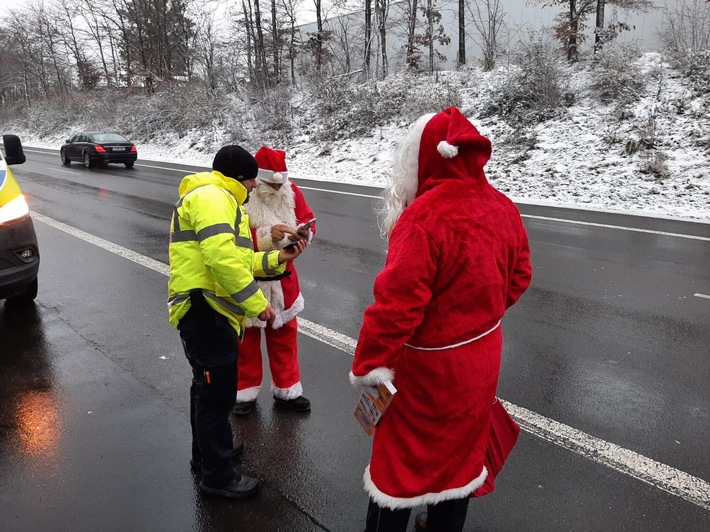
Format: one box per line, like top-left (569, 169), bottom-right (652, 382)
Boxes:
top-left (2, 134), bottom-right (26, 165)
top-left (65, 139), bottom-right (71, 144)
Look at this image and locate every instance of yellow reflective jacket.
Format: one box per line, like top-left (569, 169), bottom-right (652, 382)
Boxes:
top-left (167, 171), bottom-right (284, 334)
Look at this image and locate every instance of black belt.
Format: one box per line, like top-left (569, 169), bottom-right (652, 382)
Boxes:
top-left (254, 271), bottom-right (291, 282)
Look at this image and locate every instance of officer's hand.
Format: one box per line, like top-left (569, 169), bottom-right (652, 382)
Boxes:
top-left (258, 304), bottom-right (276, 324)
top-left (278, 239), bottom-right (307, 263)
top-left (272, 224), bottom-right (299, 242)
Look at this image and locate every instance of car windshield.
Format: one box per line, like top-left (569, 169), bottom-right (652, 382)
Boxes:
top-left (89, 133), bottom-right (129, 143)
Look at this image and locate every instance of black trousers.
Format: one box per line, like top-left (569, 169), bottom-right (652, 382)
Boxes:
top-left (178, 298), bottom-right (239, 488)
top-left (365, 497), bottom-right (470, 532)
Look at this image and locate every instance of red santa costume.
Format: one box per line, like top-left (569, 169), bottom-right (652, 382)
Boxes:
top-left (351, 107), bottom-right (532, 513)
top-left (237, 147), bottom-right (315, 404)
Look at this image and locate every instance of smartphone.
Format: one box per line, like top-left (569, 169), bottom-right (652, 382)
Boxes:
top-left (298, 218), bottom-right (316, 231)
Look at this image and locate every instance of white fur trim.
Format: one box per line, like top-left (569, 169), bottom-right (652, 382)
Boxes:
top-left (272, 292), bottom-right (303, 330)
top-left (363, 464), bottom-right (488, 509)
top-left (257, 168), bottom-right (289, 183)
top-left (246, 284), bottom-right (304, 330)
top-left (349, 367), bottom-right (395, 387)
top-left (271, 380), bottom-right (303, 400)
top-left (437, 140), bottom-right (459, 158)
top-left (256, 225), bottom-right (275, 251)
top-left (236, 386), bottom-right (261, 402)
top-left (245, 315), bottom-right (267, 328)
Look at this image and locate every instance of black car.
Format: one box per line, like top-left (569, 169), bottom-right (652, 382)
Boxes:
top-left (60, 132), bottom-right (138, 169)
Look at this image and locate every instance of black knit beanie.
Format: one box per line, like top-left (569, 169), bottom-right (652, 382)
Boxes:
top-left (212, 145), bottom-right (258, 181)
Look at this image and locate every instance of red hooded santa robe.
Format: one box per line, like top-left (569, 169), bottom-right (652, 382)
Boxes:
top-left (350, 107), bottom-right (532, 509)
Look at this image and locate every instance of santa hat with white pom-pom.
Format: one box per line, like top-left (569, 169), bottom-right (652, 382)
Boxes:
top-left (394, 107), bottom-right (492, 206)
top-left (254, 146), bottom-right (288, 184)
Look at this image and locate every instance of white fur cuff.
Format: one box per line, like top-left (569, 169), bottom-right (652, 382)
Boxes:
top-left (271, 381), bottom-right (303, 400)
top-left (349, 367), bottom-right (395, 387)
top-left (237, 386), bottom-right (261, 402)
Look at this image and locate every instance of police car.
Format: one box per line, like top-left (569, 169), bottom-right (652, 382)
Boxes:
top-left (0, 135), bottom-right (39, 305)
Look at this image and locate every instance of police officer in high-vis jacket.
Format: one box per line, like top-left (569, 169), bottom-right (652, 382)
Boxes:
top-left (168, 145), bottom-right (306, 499)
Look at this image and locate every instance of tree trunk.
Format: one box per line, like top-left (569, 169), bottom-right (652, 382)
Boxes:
top-left (595, 0), bottom-right (606, 53)
top-left (458, 0), bottom-right (465, 66)
top-left (364, 0), bottom-right (372, 77)
top-left (406, 0), bottom-right (418, 68)
top-left (428, 0), bottom-right (434, 73)
top-left (271, 0), bottom-right (280, 83)
top-left (568, 0), bottom-right (579, 62)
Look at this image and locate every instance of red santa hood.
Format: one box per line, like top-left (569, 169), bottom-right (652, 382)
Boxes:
top-left (396, 107), bottom-right (492, 205)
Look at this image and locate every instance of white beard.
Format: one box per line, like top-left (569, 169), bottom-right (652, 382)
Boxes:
top-left (244, 180), bottom-right (297, 250)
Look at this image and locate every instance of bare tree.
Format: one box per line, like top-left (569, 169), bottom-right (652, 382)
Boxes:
top-left (458, 0), bottom-right (465, 66)
top-left (417, 0), bottom-right (450, 73)
top-left (536, 0), bottom-right (652, 61)
top-left (375, 0), bottom-right (390, 77)
top-left (468, 0), bottom-right (505, 71)
top-left (280, 0), bottom-right (302, 85)
top-left (364, 0), bottom-right (373, 76)
top-left (404, 0), bottom-right (420, 68)
top-left (660, 0), bottom-right (710, 54)
top-left (595, 0), bottom-right (652, 53)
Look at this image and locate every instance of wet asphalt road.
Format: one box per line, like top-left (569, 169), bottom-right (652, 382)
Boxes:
top-left (0, 147), bottom-right (708, 531)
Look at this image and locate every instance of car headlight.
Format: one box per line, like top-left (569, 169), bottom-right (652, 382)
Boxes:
top-left (0, 194), bottom-right (30, 224)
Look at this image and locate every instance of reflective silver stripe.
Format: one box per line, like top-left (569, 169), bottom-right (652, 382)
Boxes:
top-left (202, 290), bottom-right (245, 315)
top-left (170, 230), bottom-right (197, 242)
top-left (167, 294), bottom-right (189, 306)
top-left (197, 223), bottom-right (235, 242)
top-left (262, 251), bottom-right (278, 276)
top-left (231, 281), bottom-right (259, 303)
top-left (236, 236), bottom-right (253, 249)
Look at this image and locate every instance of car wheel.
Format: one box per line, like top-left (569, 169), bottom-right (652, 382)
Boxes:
top-left (5, 278), bottom-right (38, 307)
top-left (124, 161), bottom-right (135, 168)
top-left (61, 149), bottom-right (71, 166)
top-left (83, 151), bottom-right (94, 169)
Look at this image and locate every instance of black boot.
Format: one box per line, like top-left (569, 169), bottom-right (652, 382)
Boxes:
top-left (199, 474), bottom-right (259, 499)
top-left (274, 395), bottom-right (311, 412)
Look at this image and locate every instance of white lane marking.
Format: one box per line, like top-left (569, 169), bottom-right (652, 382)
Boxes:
top-left (54, 169), bottom-right (81, 175)
top-left (505, 400), bottom-right (710, 511)
top-left (298, 185), bottom-right (381, 199)
top-left (694, 293), bottom-right (710, 300)
top-left (523, 214), bottom-right (710, 242)
top-left (31, 210), bottom-right (710, 511)
top-left (31, 212), bottom-right (170, 276)
top-left (133, 162), bottom-right (203, 173)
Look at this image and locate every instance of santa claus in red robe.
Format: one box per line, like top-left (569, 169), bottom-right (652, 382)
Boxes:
top-left (234, 146), bottom-right (316, 414)
top-left (350, 107), bottom-right (532, 532)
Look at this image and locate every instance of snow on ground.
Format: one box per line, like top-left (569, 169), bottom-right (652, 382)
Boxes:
top-left (16, 53), bottom-right (710, 223)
